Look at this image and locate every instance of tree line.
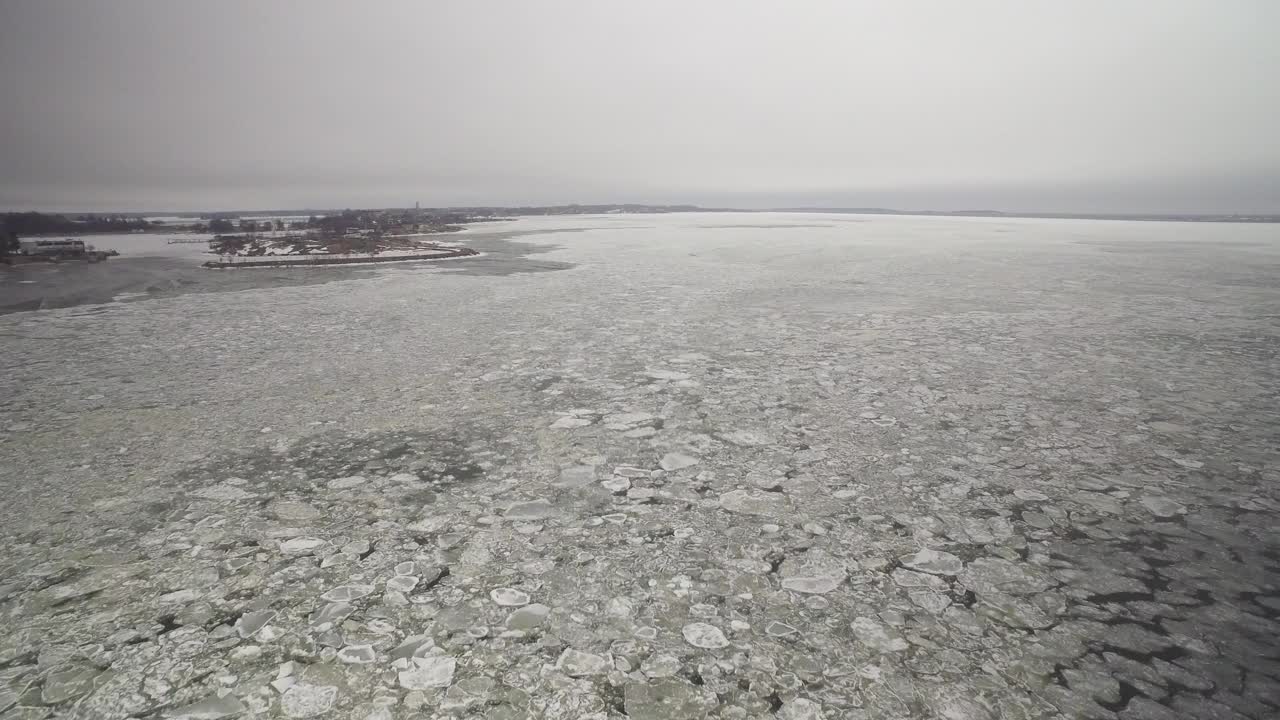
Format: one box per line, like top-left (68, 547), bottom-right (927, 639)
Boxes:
top-left (1, 212), bottom-right (155, 236)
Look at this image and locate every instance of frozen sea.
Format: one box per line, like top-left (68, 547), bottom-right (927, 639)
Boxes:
top-left (1, 212), bottom-right (1278, 718)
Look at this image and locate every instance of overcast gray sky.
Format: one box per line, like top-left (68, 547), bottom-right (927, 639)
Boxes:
top-left (2, 1), bottom-right (1278, 213)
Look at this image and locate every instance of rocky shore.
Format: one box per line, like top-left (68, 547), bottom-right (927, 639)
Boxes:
top-left (202, 247), bottom-right (479, 269)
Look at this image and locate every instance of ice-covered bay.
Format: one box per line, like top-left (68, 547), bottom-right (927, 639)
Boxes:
top-left (1, 212), bottom-right (1278, 718)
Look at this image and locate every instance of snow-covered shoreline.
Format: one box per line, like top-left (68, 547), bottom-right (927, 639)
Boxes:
top-left (202, 246), bottom-right (479, 269)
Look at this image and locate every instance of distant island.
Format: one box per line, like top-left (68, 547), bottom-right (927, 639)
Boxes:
top-left (193, 209), bottom-right (499, 268)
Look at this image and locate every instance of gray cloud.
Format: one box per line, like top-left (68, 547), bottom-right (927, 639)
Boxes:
top-left (2, 0), bottom-right (1278, 213)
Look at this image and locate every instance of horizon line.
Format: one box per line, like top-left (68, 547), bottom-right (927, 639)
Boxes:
top-left (4, 204), bottom-right (1280, 222)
